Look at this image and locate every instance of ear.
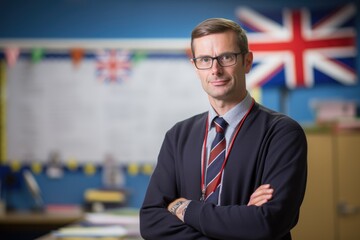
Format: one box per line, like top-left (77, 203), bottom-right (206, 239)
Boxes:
top-left (244, 52), bottom-right (253, 73)
top-left (190, 58), bottom-right (198, 69)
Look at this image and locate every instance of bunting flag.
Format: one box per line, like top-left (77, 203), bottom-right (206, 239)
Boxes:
top-left (96, 49), bottom-right (132, 83)
top-left (83, 163), bottom-right (96, 175)
top-left (66, 158), bottom-right (79, 171)
top-left (237, 3), bottom-right (357, 89)
top-left (132, 51), bottom-right (147, 64)
top-left (128, 163), bottom-right (139, 176)
top-left (9, 160), bottom-right (21, 172)
top-left (5, 52), bottom-right (207, 163)
top-left (31, 162), bottom-right (42, 174)
top-left (31, 48), bottom-right (44, 63)
top-left (5, 47), bottom-right (20, 67)
top-left (71, 48), bottom-right (84, 67)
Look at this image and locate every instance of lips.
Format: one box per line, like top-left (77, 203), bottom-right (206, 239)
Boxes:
top-left (210, 79), bottom-right (228, 86)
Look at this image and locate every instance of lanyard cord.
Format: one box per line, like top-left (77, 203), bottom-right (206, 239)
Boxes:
top-left (200, 99), bottom-right (255, 201)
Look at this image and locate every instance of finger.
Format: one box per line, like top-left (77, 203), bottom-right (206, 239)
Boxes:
top-left (251, 193), bottom-right (273, 203)
top-left (247, 184), bottom-right (274, 206)
top-left (249, 193), bottom-right (272, 203)
top-left (252, 198), bottom-right (270, 207)
top-left (249, 190), bottom-right (273, 204)
top-left (256, 184), bottom-right (271, 191)
top-left (250, 184), bottom-right (271, 196)
top-left (247, 193), bottom-right (272, 206)
top-left (250, 187), bottom-right (273, 199)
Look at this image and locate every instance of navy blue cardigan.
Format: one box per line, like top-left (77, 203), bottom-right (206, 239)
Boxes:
top-left (140, 102), bottom-right (307, 240)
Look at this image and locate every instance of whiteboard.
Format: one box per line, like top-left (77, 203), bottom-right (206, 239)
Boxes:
top-left (6, 54), bottom-right (208, 163)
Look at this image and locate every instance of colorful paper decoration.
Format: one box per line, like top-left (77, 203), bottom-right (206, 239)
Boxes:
top-left (84, 163), bottom-right (96, 175)
top-left (9, 160), bottom-right (21, 172)
top-left (66, 158), bottom-right (78, 171)
top-left (31, 162), bottom-right (42, 174)
top-left (96, 49), bottom-right (132, 83)
top-left (71, 48), bottom-right (84, 67)
top-left (141, 164), bottom-right (153, 175)
top-left (132, 51), bottom-right (147, 64)
top-left (31, 48), bottom-right (44, 63)
top-left (127, 163), bottom-right (139, 176)
top-left (5, 47), bottom-right (20, 67)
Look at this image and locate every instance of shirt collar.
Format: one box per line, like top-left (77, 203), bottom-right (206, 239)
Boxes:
top-left (208, 92), bottom-right (253, 131)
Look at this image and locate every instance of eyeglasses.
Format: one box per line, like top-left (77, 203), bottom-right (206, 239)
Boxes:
top-left (192, 52), bottom-right (246, 70)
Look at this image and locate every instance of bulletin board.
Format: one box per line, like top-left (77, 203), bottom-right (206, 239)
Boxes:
top-left (4, 52), bottom-right (208, 164)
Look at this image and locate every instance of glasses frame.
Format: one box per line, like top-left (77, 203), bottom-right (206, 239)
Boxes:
top-left (192, 52), bottom-right (246, 70)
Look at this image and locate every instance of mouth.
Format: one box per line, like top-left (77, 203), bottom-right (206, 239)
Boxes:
top-left (209, 78), bottom-right (228, 86)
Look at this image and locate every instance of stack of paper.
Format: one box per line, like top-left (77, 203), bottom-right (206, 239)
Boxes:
top-left (53, 225), bottom-right (127, 239)
top-left (84, 209), bottom-right (140, 237)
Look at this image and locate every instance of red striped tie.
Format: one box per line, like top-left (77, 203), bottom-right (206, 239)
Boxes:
top-left (205, 117), bottom-right (228, 204)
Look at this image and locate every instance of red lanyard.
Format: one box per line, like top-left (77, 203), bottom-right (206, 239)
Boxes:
top-left (200, 99), bottom-right (255, 201)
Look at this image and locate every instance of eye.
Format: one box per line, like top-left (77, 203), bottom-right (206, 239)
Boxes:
top-left (199, 57), bottom-right (212, 63)
top-left (219, 54), bottom-right (234, 62)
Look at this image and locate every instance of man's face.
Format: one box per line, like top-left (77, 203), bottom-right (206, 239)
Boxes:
top-left (192, 31), bottom-right (252, 104)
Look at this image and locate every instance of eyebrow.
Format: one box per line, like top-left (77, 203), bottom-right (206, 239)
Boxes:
top-left (195, 51), bottom-right (238, 58)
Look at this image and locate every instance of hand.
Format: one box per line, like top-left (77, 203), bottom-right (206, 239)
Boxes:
top-left (167, 198), bottom-right (190, 222)
top-left (247, 184), bottom-right (274, 206)
top-left (167, 198), bottom-right (187, 212)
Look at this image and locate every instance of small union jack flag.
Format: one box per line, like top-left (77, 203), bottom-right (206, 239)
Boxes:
top-left (237, 4), bottom-right (357, 89)
top-left (96, 49), bottom-right (132, 83)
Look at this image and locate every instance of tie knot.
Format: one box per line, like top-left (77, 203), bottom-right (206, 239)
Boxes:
top-left (213, 117), bottom-right (228, 133)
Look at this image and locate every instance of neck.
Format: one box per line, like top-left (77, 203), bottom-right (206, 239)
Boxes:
top-left (209, 100), bottom-right (236, 116)
top-left (209, 92), bottom-right (247, 116)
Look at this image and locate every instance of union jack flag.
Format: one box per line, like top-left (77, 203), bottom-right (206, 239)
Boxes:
top-left (96, 49), bottom-right (132, 83)
top-left (237, 4), bottom-right (357, 89)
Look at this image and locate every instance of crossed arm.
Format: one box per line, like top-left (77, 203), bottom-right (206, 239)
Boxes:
top-left (140, 118), bottom-right (307, 239)
top-left (167, 184), bottom-right (274, 222)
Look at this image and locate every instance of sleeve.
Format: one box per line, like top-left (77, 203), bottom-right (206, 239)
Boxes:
top-left (184, 120), bottom-right (307, 240)
top-left (139, 130), bottom-right (212, 240)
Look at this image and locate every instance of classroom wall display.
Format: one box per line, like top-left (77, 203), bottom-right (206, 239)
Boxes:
top-left (239, 3), bottom-right (357, 89)
top-left (4, 51), bottom-right (208, 164)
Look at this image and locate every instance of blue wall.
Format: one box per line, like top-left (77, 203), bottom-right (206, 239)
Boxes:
top-left (0, 0), bottom-right (359, 210)
top-left (1, 0), bottom-right (359, 124)
top-left (0, 0), bottom-right (359, 39)
top-left (0, 165), bottom-right (149, 210)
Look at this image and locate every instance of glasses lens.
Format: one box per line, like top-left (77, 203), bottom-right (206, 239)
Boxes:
top-left (218, 53), bottom-right (236, 67)
top-left (195, 57), bottom-right (212, 69)
top-left (194, 53), bottom-right (241, 69)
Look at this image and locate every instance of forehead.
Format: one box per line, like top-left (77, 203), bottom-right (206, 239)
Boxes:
top-left (193, 31), bottom-right (239, 55)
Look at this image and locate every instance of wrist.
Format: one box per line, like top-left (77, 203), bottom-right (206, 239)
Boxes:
top-left (169, 200), bottom-right (184, 215)
top-left (176, 200), bottom-right (191, 222)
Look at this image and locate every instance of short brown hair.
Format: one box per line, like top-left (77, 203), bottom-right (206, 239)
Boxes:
top-left (191, 18), bottom-right (249, 57)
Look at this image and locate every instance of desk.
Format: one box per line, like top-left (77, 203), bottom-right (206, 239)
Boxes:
top-left (33, 209), bottom-right (143, 240)
top-left (36, 232), bottom-right (143, 240)
top-left (0, 211), bottom-right (84, 240)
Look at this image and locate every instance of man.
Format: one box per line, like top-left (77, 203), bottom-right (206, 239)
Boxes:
top-left (140, 18), bottom-right (307, 240)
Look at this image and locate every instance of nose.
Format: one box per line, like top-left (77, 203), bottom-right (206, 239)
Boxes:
top-left (211, 58), bottom-right (223, 75)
